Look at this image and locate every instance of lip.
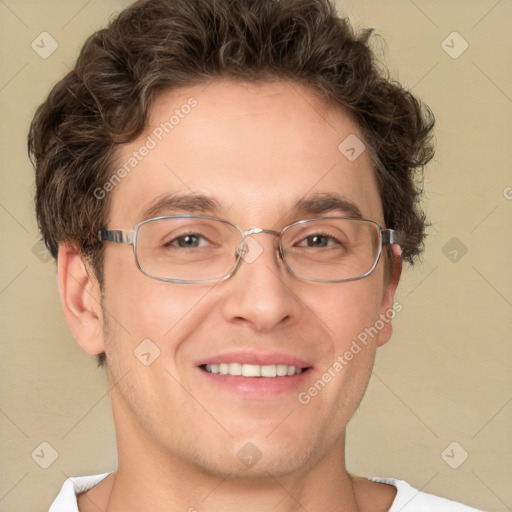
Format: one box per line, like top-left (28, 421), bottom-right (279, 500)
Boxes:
top-left (196, 350), bottom-right (312, 368)
top-left (195, 350), bottom-right (313, 399)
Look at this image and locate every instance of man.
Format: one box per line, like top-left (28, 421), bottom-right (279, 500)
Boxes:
top-left (28, 0), bottom-right (483, 510)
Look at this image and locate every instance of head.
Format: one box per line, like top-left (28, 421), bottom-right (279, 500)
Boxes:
top-left (28, 0), bottom-right (433, 481)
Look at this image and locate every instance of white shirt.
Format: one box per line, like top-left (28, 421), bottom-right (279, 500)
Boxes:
top-left (49, 473), bottom-right (485, 511)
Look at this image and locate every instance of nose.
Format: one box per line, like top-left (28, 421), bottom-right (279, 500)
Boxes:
top-left (220, 233), bottom-right (301, 332)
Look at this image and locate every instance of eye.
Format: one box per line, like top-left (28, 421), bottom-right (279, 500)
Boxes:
top-left (165, 233), bottom-right (210, 248)
top-left (297, 233), bottom-right (340, 248)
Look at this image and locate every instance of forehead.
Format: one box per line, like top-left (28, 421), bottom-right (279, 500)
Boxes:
top-left (109, 80), bottom-right (383, 227)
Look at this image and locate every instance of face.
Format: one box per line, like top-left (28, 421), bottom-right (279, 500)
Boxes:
top-left (97, 80), bottom-right (399, 478)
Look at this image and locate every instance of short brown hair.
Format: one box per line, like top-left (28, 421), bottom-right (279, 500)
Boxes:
top-left (28, 0), bottom-right (434, 276)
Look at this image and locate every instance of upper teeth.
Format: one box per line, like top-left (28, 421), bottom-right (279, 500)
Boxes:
top-left (204, 363), bottom-right (302, 377)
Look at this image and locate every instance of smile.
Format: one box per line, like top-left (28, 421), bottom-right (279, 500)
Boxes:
top-left (202, 363), bottom-right (304, 377)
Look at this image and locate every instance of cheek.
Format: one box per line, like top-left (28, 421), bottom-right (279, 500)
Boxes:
top-left (102, 252), bottom-right (220, 362)
top-left (293, 281), bottom-right (383, 442)
top-left (309, 277), bottom-right (384, 348)
top-left (304, 277), bottom-right (384, 402)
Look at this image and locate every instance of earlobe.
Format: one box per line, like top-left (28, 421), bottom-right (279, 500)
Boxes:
top-left (376, 245), bottom-right (402, 347)
top-left (57, 244), bottom-right (105, 355)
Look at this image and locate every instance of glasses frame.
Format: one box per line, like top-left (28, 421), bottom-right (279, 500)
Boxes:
top-left (97, 214), bottom-right (400, 284)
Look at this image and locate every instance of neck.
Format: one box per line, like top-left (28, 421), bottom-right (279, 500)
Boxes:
top-left (96, 397), bottom-right (361, 512)
top-left (106, 464), bottom-right (359, 512)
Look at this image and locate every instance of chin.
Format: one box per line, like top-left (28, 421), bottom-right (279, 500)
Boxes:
top-left (180, 433), bottom-right (319, 481)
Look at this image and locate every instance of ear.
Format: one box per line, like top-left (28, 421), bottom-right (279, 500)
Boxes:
top-left (57, 243), bottom-right (105, 355)
top-left (376, 244), bottom-right (402, 347)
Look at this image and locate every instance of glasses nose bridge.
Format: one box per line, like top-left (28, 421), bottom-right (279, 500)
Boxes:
top-left (241, 227), bottom-right (281, 238)
top-left (236, 227), bottom-right (284, 263)
top-left (240, 227), bottom-right (282, 254)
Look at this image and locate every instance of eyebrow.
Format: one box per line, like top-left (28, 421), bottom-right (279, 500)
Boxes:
top-left (141, 193), bottom-right (221, 220)
top-left (290, 193), bottom-right (363, 219)
top-left (139, 192), bottom-right (363, 222)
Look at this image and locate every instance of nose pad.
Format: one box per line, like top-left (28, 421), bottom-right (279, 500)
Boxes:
top-left (277, 244), bottom-right (285, 262)
top-left (235, 236), bottom-right (285, 269)
top-left (235, 237), bottom-right (265, 264)
top-left (235, 240), bottom-right (246, 259)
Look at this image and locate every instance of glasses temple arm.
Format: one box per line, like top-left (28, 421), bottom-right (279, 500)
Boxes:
top-left (97, 229), bottom-right (134, 244)
top-left (381, 229), bottom-right (401, 246)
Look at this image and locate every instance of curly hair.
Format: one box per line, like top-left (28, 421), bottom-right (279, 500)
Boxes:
top-left (28, 0), bottom-right (434, 278)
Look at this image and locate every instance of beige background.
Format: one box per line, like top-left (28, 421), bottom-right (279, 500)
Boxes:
top-left (1, 1), bottom-right (511, 510)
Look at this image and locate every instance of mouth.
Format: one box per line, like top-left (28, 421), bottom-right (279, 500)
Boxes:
top-left (196, 353), bottom-right (313, 398)
top-left (201, 363), bottom-right (306, 377)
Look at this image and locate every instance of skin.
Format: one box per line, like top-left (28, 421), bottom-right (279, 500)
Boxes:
top-left (58, 79), bottom-right (402, 512)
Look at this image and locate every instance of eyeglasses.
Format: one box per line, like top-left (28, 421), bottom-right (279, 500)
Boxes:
top-left (97, 215), bottom-right (400, 284)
